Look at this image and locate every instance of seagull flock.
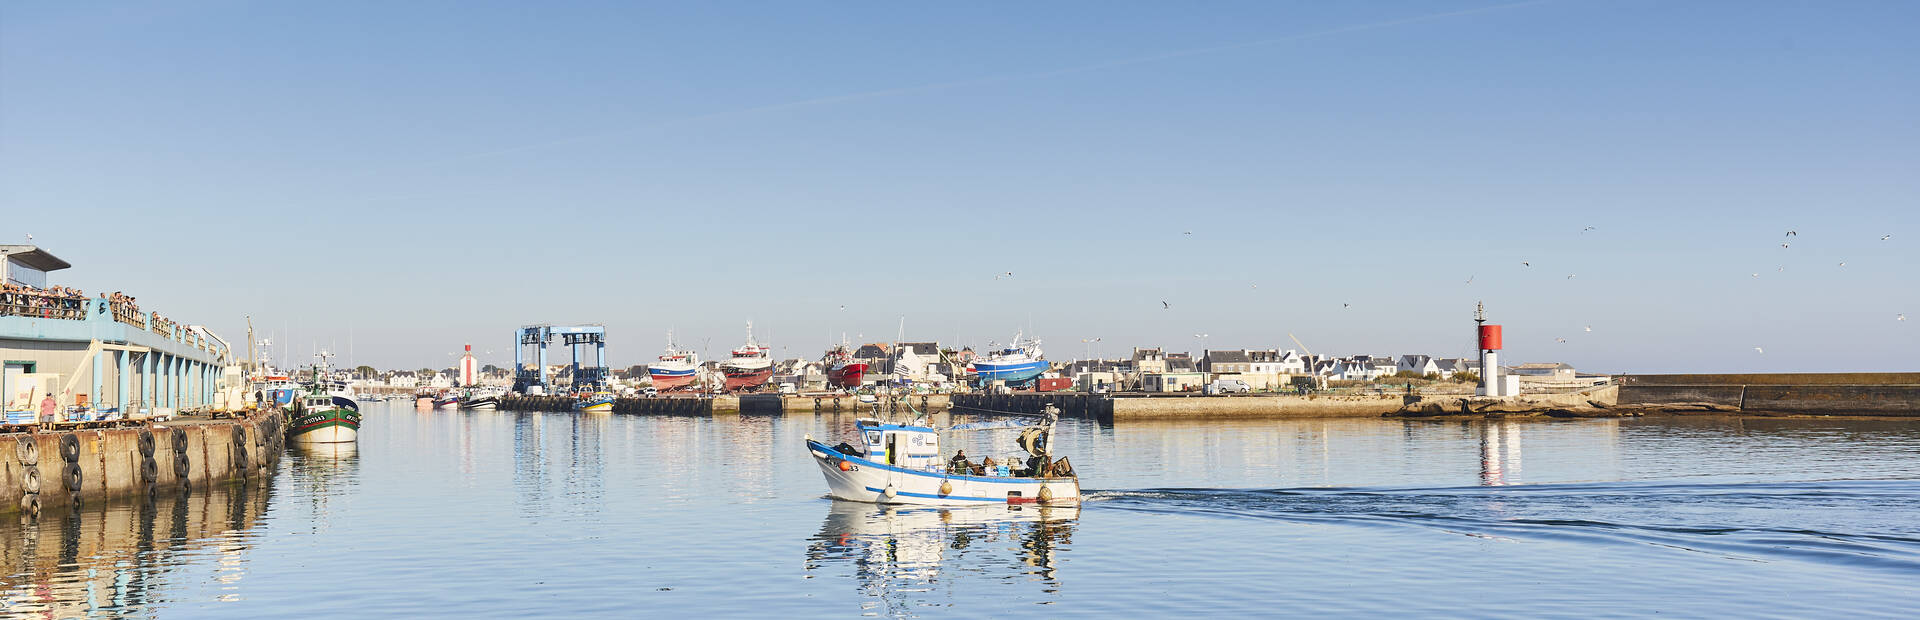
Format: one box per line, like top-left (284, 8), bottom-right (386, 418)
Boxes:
top-left (971, 226), bottom-right (1904, 357)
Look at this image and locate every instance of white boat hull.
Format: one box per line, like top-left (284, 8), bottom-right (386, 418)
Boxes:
top-left (807, 440), bottom-right (1078, 506)
top-left (289, 424), bottom-right (358, 444)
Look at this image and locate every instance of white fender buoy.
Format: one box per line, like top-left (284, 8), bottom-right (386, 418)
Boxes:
top-left (1037, 485), bottom-right (1053, 503)
top-left (883, 485), bottom-right (898, 499)
top-left (939, 480), bottom-right (953, 496)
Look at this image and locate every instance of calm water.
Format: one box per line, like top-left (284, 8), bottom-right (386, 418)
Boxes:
top-left (5, 407), bottom-right (1920, 617)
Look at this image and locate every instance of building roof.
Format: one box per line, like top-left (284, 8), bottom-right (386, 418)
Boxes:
top-left (1205, 350), bottom-right (1251, 363)
top-left (0, 245), bottom-right (71, 271)
top-left (1513, 362), bottom-right (1575, 370)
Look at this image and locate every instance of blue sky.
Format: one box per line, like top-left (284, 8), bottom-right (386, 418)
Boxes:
top-left (3, 1), bottom-right (1914, 373)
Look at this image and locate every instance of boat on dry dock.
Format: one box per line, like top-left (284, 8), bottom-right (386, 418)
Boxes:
top-left (648, 331), bottom-right (701, 392)
top-left (721, 322), bottom-right (773, 392)
top-left (805, 407), bottom-right (1079, 506)
top-left (825, 339), bottom-right (867, 390)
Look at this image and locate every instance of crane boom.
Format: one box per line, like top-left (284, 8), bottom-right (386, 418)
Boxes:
top-left (1287, 332), bottom-right (1314, 356)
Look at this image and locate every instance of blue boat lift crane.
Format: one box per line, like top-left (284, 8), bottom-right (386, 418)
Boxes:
top-left (512, 324), bottom-right (607, 394)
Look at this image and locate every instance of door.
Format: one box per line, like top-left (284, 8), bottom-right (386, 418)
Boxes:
top-left (3, 362), bottom-right (31, 410)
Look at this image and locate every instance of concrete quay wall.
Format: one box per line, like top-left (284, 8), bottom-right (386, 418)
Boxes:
top-left (1615, 373), bottom-right (1920, 416)
top-left (1109, 394), bottom-right (1405, 420)
top-left (0, 410), bottom-right (281, 517)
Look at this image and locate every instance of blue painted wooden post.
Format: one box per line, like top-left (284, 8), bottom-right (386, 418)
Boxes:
top-left (118, 349), bottom-right (131, 414)
top-left (144, 351), bottom-right (155, 411)
top-left (92, 346), bottom-right (104, 413)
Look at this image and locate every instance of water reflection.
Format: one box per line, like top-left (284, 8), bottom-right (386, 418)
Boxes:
top-left (806, 502), bottom-right (1077, 617)
top-left (0, 483), bottom-right (270, 616)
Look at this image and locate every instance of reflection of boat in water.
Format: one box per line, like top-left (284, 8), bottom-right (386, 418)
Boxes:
top-left (293, 441), bottom-right (359, 461)
top-left (806, 502), bottom-right (1076, 612)
top-left (806, 408), bottom-right (1079, 506)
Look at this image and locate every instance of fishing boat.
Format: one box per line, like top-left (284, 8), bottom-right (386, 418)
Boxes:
top-left (967, 333), bottom-right (1050, 387)
top-left (648, 331), bottom-right (701, 391)
top-left (252, 371), bottom-right (300, 407)
top-left (286, 356), bottom-right (361, 444)
top-left (721, 322), bottom-right (774, 392)
top-left (458, 389), bottom-right (500, 410)
top-left (805, 407), bottom-right (1079, 506)
top-left (433, 392), bottom-right (461, 409)
top-left (825, 339), bottom-right (867, 390)
top-left (574, 391), bottom-right (615, 412)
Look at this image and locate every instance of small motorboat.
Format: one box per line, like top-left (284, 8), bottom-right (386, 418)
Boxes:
top-left (574, 392), bottom-right (615, 412)
top-left (805, 406), bottom-right (1078, 506)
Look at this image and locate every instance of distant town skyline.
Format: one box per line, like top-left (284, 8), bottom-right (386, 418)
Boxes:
top-left (4, 1), bottom-right (1914, 373)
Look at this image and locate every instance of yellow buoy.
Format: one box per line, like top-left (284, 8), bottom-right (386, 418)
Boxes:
top-left (939, 480), bottom-right (953, 496)
top-left (1037, 486), bottom-right (1054, 503)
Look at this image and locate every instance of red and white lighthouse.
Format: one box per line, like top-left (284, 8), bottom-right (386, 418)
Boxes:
top-left (1475, 302), bottom-right (1509, 397)
top-left (459, 344), bottom-right (479, 387)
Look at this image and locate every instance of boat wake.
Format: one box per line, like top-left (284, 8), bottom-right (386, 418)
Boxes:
top-left (1084, 479), bottom-right (1920, 571)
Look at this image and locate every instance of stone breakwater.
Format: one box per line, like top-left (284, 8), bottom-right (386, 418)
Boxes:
top-left (0, 409), bottom-right (282, 517)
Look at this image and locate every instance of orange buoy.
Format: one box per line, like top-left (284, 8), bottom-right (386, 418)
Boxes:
top-left (837, 460), bottom-right (852, 472)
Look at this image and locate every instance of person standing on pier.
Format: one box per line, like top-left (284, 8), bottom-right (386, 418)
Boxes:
top-left (39, 393), bottom-right (58, 423)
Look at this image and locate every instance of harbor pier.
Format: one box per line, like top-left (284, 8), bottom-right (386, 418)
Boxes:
top-left (0, 408), bottom-right (280, 516)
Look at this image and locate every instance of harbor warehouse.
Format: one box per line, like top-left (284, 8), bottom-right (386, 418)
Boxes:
top-left (2, 245), bottom-right (233, 419)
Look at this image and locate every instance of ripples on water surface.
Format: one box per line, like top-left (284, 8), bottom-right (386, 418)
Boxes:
top-left (5, 409), bottom-right (1919, 617)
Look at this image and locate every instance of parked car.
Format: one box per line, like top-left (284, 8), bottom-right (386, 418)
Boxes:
top-left (1208, 378), bottom-right (1252, 394)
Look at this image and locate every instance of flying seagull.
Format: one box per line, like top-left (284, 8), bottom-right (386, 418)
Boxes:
top-left (1781, 242), bottom-right (1791, 249)
top-left (1183, 231), bottom-right (1193, 236)
top-left (1521, 261), bottom-right (1531, 267)
top-left (1584, 325), bottom-right (1592, 332)
top-left (1555, 338), bottom-right (1567, 343)
top-left (1566, 274), bottom-right (1576, 280)
top-left (994, 271), bottom-right (1013, 280)
top-left (1754, 347), bottom-right (1764, 354)
top-left (1899, 314), bottom-right (1908, 322)
top-left (1582, 226), bottom-right (1596, 233)
top-left (1465, 275), bottom-right (1474, 285)
top-left (1751, 273), bottom-right (1760, 278)
top-left (838, 305), bottom-right (845, 311)
top-left (1778, 265), bottom-right (1785, 272)
top-left (1883, 235), bottom-right (1893, 241)
top-left (1839, 262), bottom-right (1847, 268)
top-left (1786, 230), bottom-right (1797, 237)
top-left (1342, 303), bottom-right (1351, 308)
top-left (1162, 301), bottom-right (1170, 309)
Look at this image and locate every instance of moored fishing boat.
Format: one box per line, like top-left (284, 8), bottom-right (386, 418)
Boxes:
top-left (286, 356), bottom-right (361, 444)
top-left (433, 393), bottom-right (460, 409)
top-left (721, 322), bottom-right (774, 392)
top-left (805, 407), bottom-right (1078, 506)
top-left (967, 333), bottom-right (1049, 387)
top-left (574, 391), bottom-right (615, 412)
top-left (252, 371), bottom-right (299, 407)
top-left (648, 331), bottom-right (701, 391)
top-left (459, 393), bottom-right (499, 410)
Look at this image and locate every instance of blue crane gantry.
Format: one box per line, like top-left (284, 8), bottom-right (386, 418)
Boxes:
top-left (513, 324), bottom-right (607, 394)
